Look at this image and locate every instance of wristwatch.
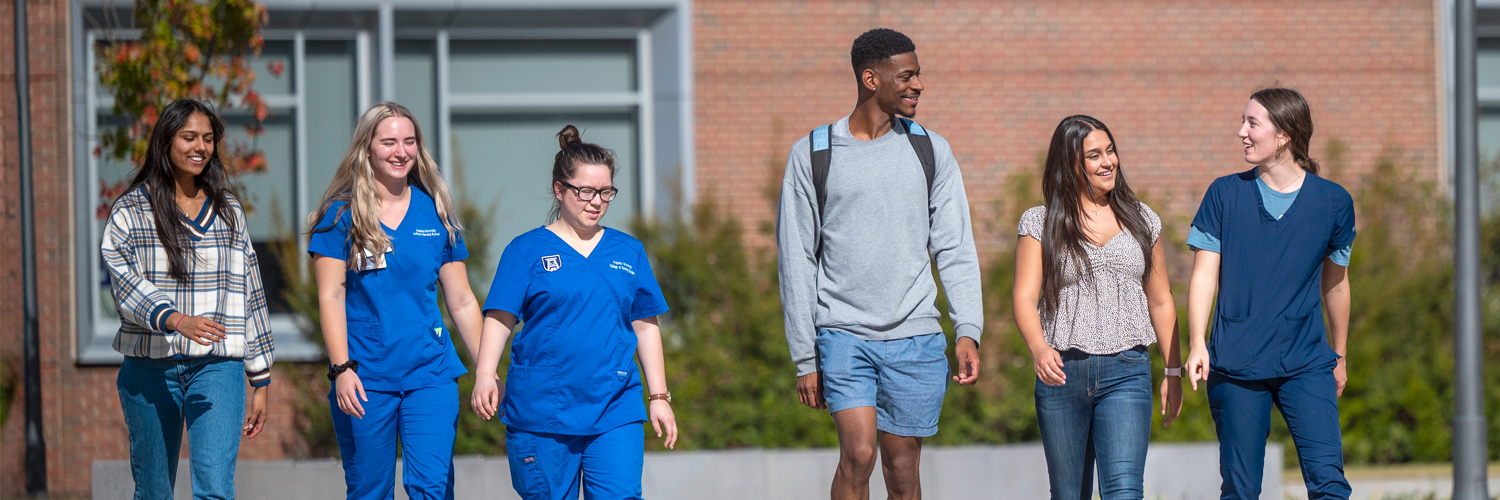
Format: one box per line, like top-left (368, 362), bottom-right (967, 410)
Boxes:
top-left (1164, 367), bottom-right (1183, 378)
top-left (328, 360), bottom-right (359, 381)
top-left (648, 392), bottom-right (672, 403)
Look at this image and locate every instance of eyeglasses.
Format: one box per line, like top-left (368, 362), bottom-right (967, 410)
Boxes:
top-left (558, 181), bottom-right (619, 202)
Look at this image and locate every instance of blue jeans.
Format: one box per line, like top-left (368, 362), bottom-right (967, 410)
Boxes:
top-left (1035, 346), bottom-right (1153, 500)
top-left (816, 329), bottom-right (950, 437)
top-left (1209, 368), bottom-right (1350, 500)
top-left (117, 356), bottom-right (246, 500)
top-left (331, 379), bottom-right (459, 500)
top-left (505, 423), bottom-right (645, 500)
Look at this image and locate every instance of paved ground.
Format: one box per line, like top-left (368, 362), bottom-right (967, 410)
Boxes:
top-left (1283, 463), bottom-right (1499, 500)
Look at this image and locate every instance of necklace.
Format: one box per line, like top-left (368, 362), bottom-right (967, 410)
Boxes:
top-left (1261, 168), bottom-right (1305, 193)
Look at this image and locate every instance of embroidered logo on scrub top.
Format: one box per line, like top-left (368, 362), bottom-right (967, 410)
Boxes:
top-left (413, 229), bottom-right (441, 237)
top-left (610, 260), bottom-right (634, 275)
top-left (541, 254), bottom-right (562, 272)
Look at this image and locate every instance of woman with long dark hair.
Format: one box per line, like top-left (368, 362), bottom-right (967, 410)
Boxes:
top-left (470, 125), bottom-right (677, 500)
top-left (308, 102), bottom-right (484, 499)
top-left (1184, 88), bottom-right (1354, 499)
top-left (104, 99), bottom-right (275, 499)
top-left (1012, 115), bottom-right (1182, 499)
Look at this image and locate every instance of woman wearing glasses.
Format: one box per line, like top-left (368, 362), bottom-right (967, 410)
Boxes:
top-left (470, 125), bottom-right (678, 500)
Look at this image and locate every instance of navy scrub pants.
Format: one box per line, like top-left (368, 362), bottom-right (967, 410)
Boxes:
top-left (1207, 369), bottom-right (1351, 500)
top-left (331, 379), bottom-right (459, 500)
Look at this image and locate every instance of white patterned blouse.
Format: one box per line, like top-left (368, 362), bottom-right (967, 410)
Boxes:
top-left (1018, 202), bottom-right (1162, 354)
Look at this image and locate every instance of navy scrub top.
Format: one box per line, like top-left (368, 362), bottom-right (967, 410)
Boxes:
top-left (1191, 169), bottom-right (1356, 380)
top-left (308, 186), bottom-right (470, 392)
top-left (484, 226), bottom-right (669, 435)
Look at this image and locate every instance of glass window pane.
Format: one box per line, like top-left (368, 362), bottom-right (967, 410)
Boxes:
top-left (305, 40), bottom-right (358, 224)
top-left (254, 40), bottom-right (295, 96)
top-left (450, 112), bottom-right (637, 289)
top-left (396, 40), bottom-right (437, 135)
top-left (448, 40), bottom-right (636, 94)
top-left (95, 115), bottom-right (136, 323)
top-left (1481, 39), bottom-right (1500, 91)
top-left (224, 114), bottom-right (296, 241)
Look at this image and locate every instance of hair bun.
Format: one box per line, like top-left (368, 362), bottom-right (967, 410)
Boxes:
top-left (557, 125), bottom-right (582, 149)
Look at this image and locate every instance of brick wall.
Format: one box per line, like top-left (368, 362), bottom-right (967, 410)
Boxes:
top-left (0, 1), bottom-right (303, 497)
top-left (0, 0), bottom-right (1449, 496)
top-left (695, 0), bottom-right (1443, 255)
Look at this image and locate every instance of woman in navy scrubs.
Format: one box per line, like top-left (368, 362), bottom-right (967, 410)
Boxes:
top-left (471, 125), bottom-right (677, 500)
top-left (1184, 88), bottom-right (1354, 499)
top-left (308, 102), bottom-right (485, 500)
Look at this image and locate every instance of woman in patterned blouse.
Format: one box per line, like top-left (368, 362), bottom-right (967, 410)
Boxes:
top-left (103, 99), bottom-right (275, 499)
top-left (1012, 115), bottom-right (1182, 500)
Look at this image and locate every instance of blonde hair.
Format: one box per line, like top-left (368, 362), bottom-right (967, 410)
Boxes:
top-left (308, 102), bottom-right (462, 270)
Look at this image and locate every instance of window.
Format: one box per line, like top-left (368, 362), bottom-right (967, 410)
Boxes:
top-left (73, 2), bottom-right (693, 363)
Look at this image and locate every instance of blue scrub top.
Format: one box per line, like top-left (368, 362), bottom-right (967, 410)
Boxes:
top-left (308, 186), bottom-right (470, 392)
top-left (1191, 169), bottom-right (1356, 380)
top-left (484, 226), bottom-right (669, 435)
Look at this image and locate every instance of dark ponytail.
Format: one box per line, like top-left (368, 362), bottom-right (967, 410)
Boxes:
top-left (1250, 87), bottom-right (1319, 175)
top-left (548, 125), bottom-right (617, 223)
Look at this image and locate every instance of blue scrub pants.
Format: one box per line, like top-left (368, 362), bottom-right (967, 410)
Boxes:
top-left (1208, 369), bottom-right (1351, 500)
top-left (331, 379), bottom-right (459, 500)
top-left (505, 422), bottom-right (645, 500)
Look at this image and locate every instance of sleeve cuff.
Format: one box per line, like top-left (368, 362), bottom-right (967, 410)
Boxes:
top-left (954, 324), bottom-right (982, 345)
top-left (794, 357), bottom-right (819, 378)
top-left (247, 370), bottom-right (272, 387)
top-left (153, 306), bottom-right (180, 333)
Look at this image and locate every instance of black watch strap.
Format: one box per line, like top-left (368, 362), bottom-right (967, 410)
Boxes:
top-left (327, 360), bottom-right (359, 381)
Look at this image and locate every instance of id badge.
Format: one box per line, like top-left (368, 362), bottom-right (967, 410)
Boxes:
top-left (356, 244), bottom-right (393, 271)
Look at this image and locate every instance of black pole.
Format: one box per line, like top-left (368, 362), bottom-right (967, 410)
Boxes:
top-left (1453, 0), bottom-right (1490, 498)
top-left (15, 0), bottom-right (47, 495)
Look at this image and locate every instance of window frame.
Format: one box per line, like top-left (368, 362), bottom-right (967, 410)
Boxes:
top-left (72, 1), bottom-right (694, 364)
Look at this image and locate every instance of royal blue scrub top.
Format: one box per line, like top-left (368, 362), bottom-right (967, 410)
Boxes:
top-left (308, 186), bottom-right (470, 392)
top-left (1191, 169), bottom-right (1356, 380)
top-left (484, 226), bottom-right (669, 435)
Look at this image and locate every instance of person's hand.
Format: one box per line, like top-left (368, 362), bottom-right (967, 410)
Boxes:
top-left (335, 369), bottom-right (367, 418)
top-left (1333, 358), bottom-right (1347, 398)
top-left (953, 337), bottom-right (981, 385)
top-left (1185, 345), bottom-right (1211, 391)
top-left (243, 385), bottom-right (269, 438)
top-left (471, 375), bottom-right (504, 420)
top-left (649, 399), bottom-right (678, 449)
top-left (1160, 375), bottom-right (1183, 427)
top-left (796, 372), bottom-right (825, 409)
top-left (1030, 346), bottom-right (1066, 386)
top-left (174, 314), bottom-right (227, 345)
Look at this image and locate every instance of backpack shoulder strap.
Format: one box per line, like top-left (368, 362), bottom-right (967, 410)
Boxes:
top-left (809, 124), bottom-right (833, 260)
top-left (897, 117), bottom-right (937, 196)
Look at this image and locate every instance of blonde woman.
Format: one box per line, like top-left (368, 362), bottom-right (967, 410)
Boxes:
top-left (308, 102), bottom-right (483, 499)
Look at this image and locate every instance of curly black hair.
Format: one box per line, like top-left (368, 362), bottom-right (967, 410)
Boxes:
top-left (850, 28), bottom-right (916, 74)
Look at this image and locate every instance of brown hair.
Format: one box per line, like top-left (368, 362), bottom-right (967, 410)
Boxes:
top-left (1250, 87), bottom-right (1319, 175)
top-left (548, 125), bottom-right (618, 223)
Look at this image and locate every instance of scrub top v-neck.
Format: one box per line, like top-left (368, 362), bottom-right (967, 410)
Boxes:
top-left (1190, 169), bottom-right (1356, 380)
top-left (308, 186), bottom-right (469, 392)
top-left (484, 226), bottom-right (670, 435)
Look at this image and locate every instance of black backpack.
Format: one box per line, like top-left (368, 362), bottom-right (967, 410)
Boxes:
top-left (808, 117), bottom-right (936, 259)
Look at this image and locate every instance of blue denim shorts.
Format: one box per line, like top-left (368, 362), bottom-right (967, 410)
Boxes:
top-left (816, 329), bottom-right (949, 437)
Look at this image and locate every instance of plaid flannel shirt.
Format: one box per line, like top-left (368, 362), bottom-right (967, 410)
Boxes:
top-left (102, 187), bottom-right (275, 386)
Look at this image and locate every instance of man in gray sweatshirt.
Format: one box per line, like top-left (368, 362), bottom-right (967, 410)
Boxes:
top-left (777, 28), bottom-right (983, 500)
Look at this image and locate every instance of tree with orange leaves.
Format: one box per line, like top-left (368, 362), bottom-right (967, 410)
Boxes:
top-left (94, 0), bottom-right (281, 217)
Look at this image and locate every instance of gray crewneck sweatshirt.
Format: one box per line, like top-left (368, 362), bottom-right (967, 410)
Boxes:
top-left (776, 116), bottom-right (984, 377)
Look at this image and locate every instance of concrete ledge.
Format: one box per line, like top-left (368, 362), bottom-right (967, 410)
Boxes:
top-left (93, 441), bottom-right (1279, 499)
